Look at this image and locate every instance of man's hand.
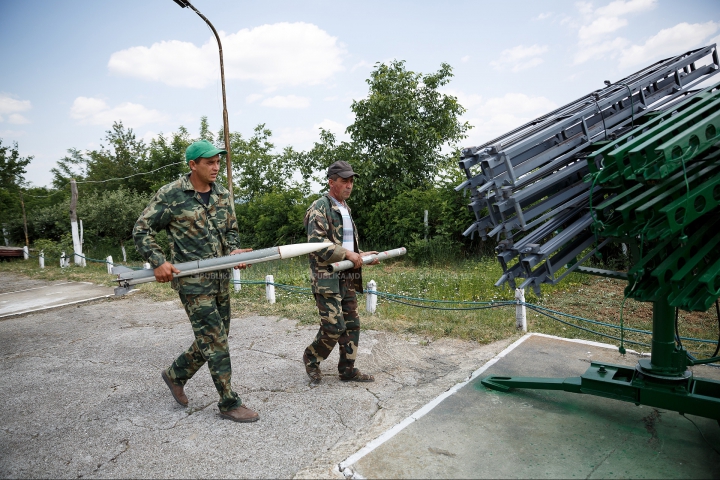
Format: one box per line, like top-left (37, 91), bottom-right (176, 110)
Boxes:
top-left (230, 248), bottom-right (253, 270)
top-left (154, 261), bottom-right (180, 283)
top-left (361, 251), bottom-right (380, 265)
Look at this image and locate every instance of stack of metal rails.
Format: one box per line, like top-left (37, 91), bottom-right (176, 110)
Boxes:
top-left (456, 45), bottom-right (720, 296)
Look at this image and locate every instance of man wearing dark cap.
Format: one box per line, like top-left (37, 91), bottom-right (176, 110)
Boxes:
top-left (302, 160), bottom-right (379, 383)
top-left (133, 139), bottom-right (259, 422)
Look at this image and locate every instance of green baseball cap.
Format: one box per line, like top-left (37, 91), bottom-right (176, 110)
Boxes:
top-left (185, 140), bottom-right (227, 164)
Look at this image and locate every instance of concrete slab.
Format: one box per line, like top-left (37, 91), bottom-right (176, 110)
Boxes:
top-left (345, 334), bottom-right (720, 479)
top-left (0, 273), bottom-right (514, 479)
top-left (0, 281), bottom-right (114, 318)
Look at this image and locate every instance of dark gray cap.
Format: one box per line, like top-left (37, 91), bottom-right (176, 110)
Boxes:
top-left (327, 161), bottom-right (359, 179)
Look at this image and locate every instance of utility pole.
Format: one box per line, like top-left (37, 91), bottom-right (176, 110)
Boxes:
top-left (173, 0), bottom-right (235, 205)
top-left (18, 191), bottom-right (29, 247)
top-left (69, 179), bottom-right (82, 266)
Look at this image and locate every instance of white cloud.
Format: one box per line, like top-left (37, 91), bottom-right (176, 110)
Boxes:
top-left (441, 89), bottom-right (483, 109)
top-left (578, 16), bottom-right (627, 43)
top-left (574, 37), bottom-right (630, 64)
top-left (573, 0), bottom-right (657, 63)
top-left (619, 22), bottom-right (720, 68)
top-left (274, 119), bottom-right (348, 149)
top-left (0, 94), bottom-right (31, 123)
top-left (69, 97), bottom-right (169, 128)
top-left (351, 60), bottom-right (374, 72)
top-left (490, 44), bottom-right (549, 72)
top-left (460, 55), bottom-right (471, 63)
top-left (536, 12), bottom-right (552, 20)
top-left (596, 0), bottom-right (656, 17)
top-left (108, 22), bottom-right (346, 89)
top-left (7, 114), bottom-right (30, 124)
top-left (460, 93), bottom-right (558, 147)
top-left (260, 95), bottom-right (311, 109)
top-left (245, 93), bottom-right (264, 103)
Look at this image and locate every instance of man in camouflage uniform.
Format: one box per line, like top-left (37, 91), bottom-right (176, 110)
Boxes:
top-left (133, 140), bottom-right (259, 423)
top-left (303, 161), bottom-right (379, 383)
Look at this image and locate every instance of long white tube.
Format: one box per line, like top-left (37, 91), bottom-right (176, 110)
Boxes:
top-left (327, 247), bottom-right (406, 273)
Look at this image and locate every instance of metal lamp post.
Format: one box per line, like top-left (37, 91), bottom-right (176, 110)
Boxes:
top-left (172, 0), bottom-right (235, 204)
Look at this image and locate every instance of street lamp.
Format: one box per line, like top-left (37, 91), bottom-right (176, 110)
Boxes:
top-left (173, 0), bottom-right (235, 204)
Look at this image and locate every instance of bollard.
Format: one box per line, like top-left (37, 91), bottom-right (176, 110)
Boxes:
top-left (22, 246), bottom-right (28, 260)
top-left (144, 262), bottom-right (151, 270)
top-left (266, 274), bottom-right (276, 304)
top-left (515, 288), bottom-right (527, 332)
top-left (60, 251), bottom-right (67, 268)
top-left (80, 252), bottom-right (86, 267)
top-left (366, 280), bottom-right (377, 314)
top-left (233, 268), bottom-right (241, 293)
top-left (106, 256), bottom-right (113, 275)
top-left (39, 250), bottom-right (45, 269)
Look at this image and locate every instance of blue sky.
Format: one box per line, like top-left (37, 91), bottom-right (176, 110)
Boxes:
top-left (1, 0), bottom-right (720, 187)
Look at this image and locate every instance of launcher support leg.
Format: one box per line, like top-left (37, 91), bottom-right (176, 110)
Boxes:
top-left (481, 300), bottom-right (720, 420)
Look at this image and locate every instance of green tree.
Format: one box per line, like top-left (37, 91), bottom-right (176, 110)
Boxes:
top-left (146, 126), bottom-right (192, 192)
top-left (0, 139), bottom-right (32, 190)
top-left (345, 60), bottom-right (470, 209)
top-left (82, 121), bottom-right (150, 193)
top-left (227, 124), bottom-right (310, 202)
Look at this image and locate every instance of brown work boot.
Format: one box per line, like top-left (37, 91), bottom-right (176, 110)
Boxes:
top-left (340, 369), bottom-right (375, 382)
top-left (161, 370), bottom-right (188, 406)
top-left (219, 405), bottom-right (260, 423)
top-left (303, 353), bottom-right (322, 383)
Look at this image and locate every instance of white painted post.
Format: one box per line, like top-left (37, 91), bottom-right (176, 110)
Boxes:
top-left (2, 227), bottom-right (8, 246)
top-left (232, 268), bottom-right (241, 293)
top-left (424, 210), bottom-right (429, 241)
top-left (39, 250), bottom-right (45, 269)
top-left (366, 280), bottom-right (377, 314)
top-left (515, 288), bottom-right (527, 332)
top-left (144, 262), bottom-right (151, 270)
top-left (121, 243), bottom-right (127, 263)
top-left (70, 180), bottom-right (82, 266)
top-left (60, 251), bottom-right (67, 268)
top-left (106, 256), bottom-right (114, 274)
top-left (22, 245), bottom-right (28, 260)
top-left (266, 274), bottom-right (276, 304)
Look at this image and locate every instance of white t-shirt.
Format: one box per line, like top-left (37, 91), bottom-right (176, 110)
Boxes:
top-left (329, 196), bottom-right (355, 253)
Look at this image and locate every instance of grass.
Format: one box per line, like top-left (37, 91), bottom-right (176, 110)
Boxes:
top-left (2, 254), bottom-right (719, 358)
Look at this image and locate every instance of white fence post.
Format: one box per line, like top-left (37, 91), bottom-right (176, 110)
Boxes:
top-left (515, 288), bottom-right (527, 332)
top-left (60, 251), bottom-right (65, 268)
top-left (366, 280), bottom-right (377, 314)
top-left (106, 256), bottom-right (114, 274)
top-left (266, 274), bottom-right (276, 304)
top-left (22, 246), bottom-right (28, 260)
top-left (144, 262), bottom-right (151, 270)
top-left (233, 268), bottom-right (241, 293)
top-left (39, 250), bottom-right (45, 269)
top-left (2, 227), bottom-right (8, 246)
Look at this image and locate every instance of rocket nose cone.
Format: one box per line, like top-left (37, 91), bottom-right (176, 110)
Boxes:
top-left (277, 242), bottom-right (331, 259)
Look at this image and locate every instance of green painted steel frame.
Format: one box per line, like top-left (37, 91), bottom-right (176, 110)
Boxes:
top-left (481, 299), bottom-right (720, 420)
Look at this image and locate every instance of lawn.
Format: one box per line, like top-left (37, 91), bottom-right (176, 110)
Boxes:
top-left (3, 253), bottom-right (719, 358)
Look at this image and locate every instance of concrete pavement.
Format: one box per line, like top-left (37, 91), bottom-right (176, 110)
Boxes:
top-left (0, 274), bottom-right (512, 478)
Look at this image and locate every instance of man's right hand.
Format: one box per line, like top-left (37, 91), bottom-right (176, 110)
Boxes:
top-left (154, 261), bottom-right (180, 283)
top-left (345, 250), bottom-right (364, 269)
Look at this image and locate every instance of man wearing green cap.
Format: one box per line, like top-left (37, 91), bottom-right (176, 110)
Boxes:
top-left (133, 139), bottom-right (259, 423)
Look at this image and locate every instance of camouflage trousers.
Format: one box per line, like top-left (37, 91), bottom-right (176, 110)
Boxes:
top-left (165, 290), bottom-right (241, 412)
top-left (304, 275), bottom-right (361, 379)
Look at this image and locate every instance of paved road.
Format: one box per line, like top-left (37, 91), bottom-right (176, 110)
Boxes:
top-left (0, 273), bottom-right (512, 478)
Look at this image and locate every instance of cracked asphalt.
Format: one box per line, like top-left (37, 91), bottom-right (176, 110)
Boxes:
top-left (0, 274), bottom-right (515, 478)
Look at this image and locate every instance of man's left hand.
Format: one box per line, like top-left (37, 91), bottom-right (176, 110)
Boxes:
top-left (230, 248), bottom-right (253, 269)
top-left (361, 251), bottom-right (380, 265)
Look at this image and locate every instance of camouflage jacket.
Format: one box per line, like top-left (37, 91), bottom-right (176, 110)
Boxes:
top-left (305, 193), bottom-right (363, 294)
top-left (133, 174), bottom-right (241, 294)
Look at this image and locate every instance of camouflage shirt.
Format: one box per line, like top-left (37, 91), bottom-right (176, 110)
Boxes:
top-left (133, 173), bottom-right (241, 294)
top-left (305, 193), bottom-right (363, 294)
